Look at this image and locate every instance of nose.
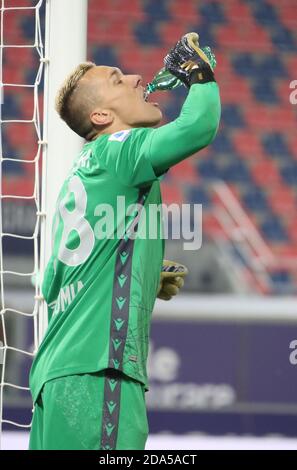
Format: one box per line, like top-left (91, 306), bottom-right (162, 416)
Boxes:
top-left (129, 74), bottom-right (142, 88)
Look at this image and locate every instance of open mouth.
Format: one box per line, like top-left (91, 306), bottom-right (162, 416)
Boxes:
top-left (141, 87), bottom-right (159, 107)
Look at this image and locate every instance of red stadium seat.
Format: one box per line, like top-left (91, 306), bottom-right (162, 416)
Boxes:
top-left (216, 24), bottom-right (273, 53)
top-left (232, 130), bottom-right (265, 160)
top-left (203, 213), bottom-right (224, 237)
top-left (287, 216), bottom-right (297, 243)
top-left (170, 159), bottom-right (197, 184)
top-left (168, 0), bottom-right (199, 23)
top-left (268, 185), bottom-right (297, 216)
top-left (223, 0), bottom-right (254, 23)
top-left (244, 104), bottom-right (297, 131)
top-left (251, 159), bottom-right (281, 186)
top-left (285, 56), bottom-right (297, 82)
top-left (220, 75), bottom-right (253, 103)
top-left (161, 181), bottom-right (183, 206)
top-left (159, 22), bottom-right (190, 46)
top-left (287, 135), bottom-right (297, 160)
top-left (89, 0), bottom-right (144, 19)
top-left (2, 176), bottom-right (34, 197)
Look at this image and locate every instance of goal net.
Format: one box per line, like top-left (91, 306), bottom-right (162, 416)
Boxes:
top-left (0, 0), bottom-right (87, 448)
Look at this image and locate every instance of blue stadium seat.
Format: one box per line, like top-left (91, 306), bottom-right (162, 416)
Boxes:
top-left (187, 22), bottom-right (216, 47)
top-left (260, 215), bottom-right (288, 242)
top-left (258, 54), bottom-right (287, 79)
top-left (187, 186), bottom-right (211, 207)
top-left (92, 46), bottom-right (118, 67)
top-left (270, 24), bottom-right (296, 52)
top-left (134, 19), bottom-right (161, 45)
top-left (280, 163), bottom-right (297, 186)
top-left (2, 95), bottom-right (21, 120)
top-left (199, 1), bottom-right (226, 24)
top-left (252, 79), bottom-right (279, 104)
top-left (271, 270), bottom-right (291, 286)
top-left (21, 14), bottom-right (35, 40)
top-left (242, 187), bottom-right (268, 212)
top-left (220, 160), bottom-right (251, 183)
top-left (252, 1), bottom-right (279, 26)
top-left (221, 104), bottom-right (245, 128)
top-left (25, 66), bottom-right (44, 88)
top-left (262, 133), bottom-right (292, 158)
top-left (232, 53), bottom-right (258, 77)
top-left (144, 0), bottom-right (171, 20)
top-left (196, 158), bottom-right (220, 180)
top-left (2, 158), bottom-right (23, 176)
top-left (210, 133), bottom-right (234, 154)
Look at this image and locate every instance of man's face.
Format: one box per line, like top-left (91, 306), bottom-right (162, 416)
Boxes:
top-left (86, 65), bottom-right (163, 129)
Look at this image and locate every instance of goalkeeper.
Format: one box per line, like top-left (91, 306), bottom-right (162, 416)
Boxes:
top-left (29, 33), bottom-right (221, 450)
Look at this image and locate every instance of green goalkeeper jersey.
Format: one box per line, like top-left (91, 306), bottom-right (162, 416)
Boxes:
top-left (30, 82), bottom-right (221, 403)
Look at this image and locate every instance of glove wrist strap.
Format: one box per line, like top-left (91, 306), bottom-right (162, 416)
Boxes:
top-left (189, 63), bottom-right (216, 85)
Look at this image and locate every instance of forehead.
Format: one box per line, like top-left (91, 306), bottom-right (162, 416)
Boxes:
top-left (85, 65), bottom-right (121, 82)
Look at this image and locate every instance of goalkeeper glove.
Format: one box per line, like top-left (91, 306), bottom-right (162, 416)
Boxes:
top-left (164, 32), bottom-right (216, 87)
top-left (157, 260), bottom-right (188, 301)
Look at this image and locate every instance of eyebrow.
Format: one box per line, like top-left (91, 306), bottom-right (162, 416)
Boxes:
top-left (110, 68), bottom-right (122, 80)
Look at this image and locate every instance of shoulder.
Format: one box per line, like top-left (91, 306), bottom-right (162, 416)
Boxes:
top-left (107, 129), bottom-right (133, 143)
top-left (107, 127), bottom-right (152, 145)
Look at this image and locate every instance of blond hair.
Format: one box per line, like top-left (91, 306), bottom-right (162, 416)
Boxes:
top-left (55, 61), bottom-right (97, 140)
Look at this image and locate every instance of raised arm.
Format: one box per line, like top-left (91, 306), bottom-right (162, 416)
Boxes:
top-left (144, 80), bottom-right (220, 175)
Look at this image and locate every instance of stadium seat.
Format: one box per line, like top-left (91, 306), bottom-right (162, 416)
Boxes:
top-left (251, 159), bottom-right (281, 186)
top-left (242, 186), bottom-right (268, 212)
top-left (260, 215), bottom-right (288, 242)
top-left (233, 130), bottom-right (265, 160)
top-left (168, 0), bottom-right (199, 24)
top-left (92, 46), bottom-right (118, 67)
top-left (280, 162), bottom-right (297, 186)
top-left (187, 186), bottom-right (211, 208)
top-left (199, 1), bottom-right (226, 24)
top-left (161, 181), bottom-right (183, 206)
top-left (262, 132), bottom-right (293, 159)
top-left (252, 78), bottom-right (279, 104)
top-left (196, 158), bottom-right (221, 181)
top-left (170, 160), bottom-right (197, 184)
top-left (134, 19), bottom-right (161, 46)
top-left (268, 185), bottom-right (297, 216)
top-left (251, 1), bottom-right (279, 26)
top-left (210, 133), bottom-right (235, 154)
top-left (220, 160), bottom-right (251, 183)
top-left (221, 104), bottom-right (245, 127)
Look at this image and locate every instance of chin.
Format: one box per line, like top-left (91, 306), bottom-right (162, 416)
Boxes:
top-left (143, 108), bottom-right (163, 127)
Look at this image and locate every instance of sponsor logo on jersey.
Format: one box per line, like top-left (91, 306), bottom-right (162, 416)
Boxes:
top-left (49, 280), bottom-right (84, 316)
top-left (108, 130), bottom-right (131, 143)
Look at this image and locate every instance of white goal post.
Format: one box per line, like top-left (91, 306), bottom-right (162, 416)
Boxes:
top-left (39, 0), bottom-right (88, 342)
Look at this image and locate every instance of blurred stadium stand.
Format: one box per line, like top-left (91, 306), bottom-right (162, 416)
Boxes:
top-left (3, 0), bottom-right (297, 295)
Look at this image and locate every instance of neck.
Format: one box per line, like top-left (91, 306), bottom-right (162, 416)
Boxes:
top-left (93, 121), bottom-right (133, 141)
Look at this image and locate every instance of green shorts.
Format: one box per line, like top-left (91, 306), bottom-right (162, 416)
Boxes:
top-left (29, 369), bottom-right (148, 450)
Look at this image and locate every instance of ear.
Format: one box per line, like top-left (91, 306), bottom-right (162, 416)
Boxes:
top-left (90, 109), bottom-right (113, 127)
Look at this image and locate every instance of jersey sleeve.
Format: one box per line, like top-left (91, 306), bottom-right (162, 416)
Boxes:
top-left (144, 82), bottom-right (221, 175)
top-left (95, 128), bottom-right (161, 188)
